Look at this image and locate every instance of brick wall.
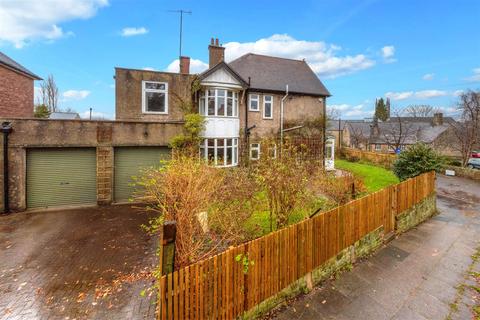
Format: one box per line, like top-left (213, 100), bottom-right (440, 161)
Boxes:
top-left (96, 147), bottom-right (113, 204)
top-left (0, 66), bottom-right (35, 118)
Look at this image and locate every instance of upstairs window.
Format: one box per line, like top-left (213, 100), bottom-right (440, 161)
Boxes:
top-left (199, 89), bottom-right (238, 117)
top-left (249, 94), bottom-right (259, 111)
top-left (263, 95), bottom-right (273, 119)
top-left (142, 81), bottom-right (168, 114)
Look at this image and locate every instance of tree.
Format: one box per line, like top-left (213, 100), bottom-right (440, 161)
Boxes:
top-left (375, 98), bottom-right (389, 121)
top-left (39, 74), bottom-right (59, 113)
top-left (404, 104), bottom-right (439, 117)
top-left (393, 143), bottom-right (443, 180)
top-left (347, 123), bottom-right (369, 149)
top-left (449, 90), bottom-right (480, 166)
top-left (381, 111), bottom-right (416, 152)
top-left (34, 104), bottom-right (50, 118)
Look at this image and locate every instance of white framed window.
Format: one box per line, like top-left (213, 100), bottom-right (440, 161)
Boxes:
top-left (199, 89), bottom-right (238, 117)
top-left (249, 94), bottom-right (259, 111)
top-left (142, 81), bottom-right (168, 114)
top-left (200, 138), bottom-right (238, 167)
top-left (375, 144), bottom-right (381, 151)
top-left (250, 143), bottom-right (260, 160)
top-left (263, 95), bottom-right (273, 119)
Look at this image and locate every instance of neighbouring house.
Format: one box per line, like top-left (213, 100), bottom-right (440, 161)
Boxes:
top-left (326, 119), bottom-right (347, 149)
top-left (0, 52), bottom-right (42, 118)
top-left (343, 113), bottom-right (459, 155)
top-left (116, 38), bottom-right (330, 166)
top-left (49, 111), bottom-right (81, 120)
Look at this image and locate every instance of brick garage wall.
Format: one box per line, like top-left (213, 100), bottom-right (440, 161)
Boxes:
top-left (0, 118), bottom-right (183, 212)
top-left (0, 66), bottom-right (35, 118)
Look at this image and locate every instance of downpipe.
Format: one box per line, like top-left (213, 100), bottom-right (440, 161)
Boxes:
top-left (1, 122), bottom-right (12, 214)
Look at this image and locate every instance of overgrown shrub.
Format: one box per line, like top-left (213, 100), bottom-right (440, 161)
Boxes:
top-left (133, 156), bottom-right (225, 268)
top-left (312, 172), bottom-right (367, 205)
top-left (254, 139), bottom-right (312, 231)
top-left (393, 143), bottom-right (444, 181)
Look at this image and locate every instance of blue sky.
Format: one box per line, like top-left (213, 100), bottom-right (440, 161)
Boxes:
top-left (1, 0), bottom-right (479, 119)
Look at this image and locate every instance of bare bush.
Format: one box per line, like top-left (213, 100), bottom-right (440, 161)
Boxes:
top-left (254, 139), bottom-right (312, 231)
top-left (133, 156), bottom-right (225, 268)
top-left (311, 172), bottom-right (366, 205)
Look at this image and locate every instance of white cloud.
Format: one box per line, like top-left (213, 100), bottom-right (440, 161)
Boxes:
top-left (166, 59), bottom-right (209, 74)
top-left (0, 0), bottom-right (108, 48)
top-left (63, 90), bottom-right (90, 100)
top-left (453, 90), bottom-right (464, 97)
top-left (465, 68), bottom-right (480, 82)
top-left (385, 91), bottom-right (414, 101)
top-left (381, 45), bottom-right (396, 63)
top-left (328, 103), bottom-right (374, 118)
top-left (422, 73), bottom-right (435, 80)
top-left (386, 89), bottom-right (448, 101)
top-left (121, 27), bottom-right (148, 37)
top-left (414, 90), bottom-right (447, 99)
top-left (142, 67), bottom-right (158, 71)
top-left (79, 110), bottom-right (113, 120)
top-left (223, 34), bottom-right (376, 78)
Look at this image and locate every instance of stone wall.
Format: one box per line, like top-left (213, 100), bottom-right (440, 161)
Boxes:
top-left (443, 165), bottom-right (480, 181)
top-left (0, 118), bottom-right (183, 212)
top-left (395, 193), bottom-right (437, 233)
top-left (0, 65), bottom-right (35, 118)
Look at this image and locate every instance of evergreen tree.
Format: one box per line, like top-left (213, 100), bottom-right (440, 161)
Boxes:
top-left (375, 98), bottom-right (388, 121)
top-left (34, 104), bottom-right (50, 118)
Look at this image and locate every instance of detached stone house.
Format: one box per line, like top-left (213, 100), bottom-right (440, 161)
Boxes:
top-left (116, 38), bottom-right (330, 166)
top-left (0, 52), bottom-right (42, 118)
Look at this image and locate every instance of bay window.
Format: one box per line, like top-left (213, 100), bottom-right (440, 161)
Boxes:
top-left (199, 89), bottom-right (238, 117)
top-left (263, 95), bottom-right (273, 119)
top-left (200, 138), bottom-right (238, 167)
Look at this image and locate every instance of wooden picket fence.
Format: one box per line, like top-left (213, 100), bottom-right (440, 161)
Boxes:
top-left (158, 171), bottom-right (436, 319)
top-left (342, 147), bottom-right (397, 168)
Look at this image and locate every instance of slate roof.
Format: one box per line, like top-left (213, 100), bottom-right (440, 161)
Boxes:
top-left (228, 53), bottom-right (330, 97)
top-left (49, 112), bottom-right (81, 120)
top-left (0, 51), bottom-right (42, 80)
top-left (327, 119), bottom-right (347, 131)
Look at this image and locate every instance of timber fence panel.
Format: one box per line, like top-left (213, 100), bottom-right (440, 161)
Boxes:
top-left (158, 171), bottom-right (436, 319)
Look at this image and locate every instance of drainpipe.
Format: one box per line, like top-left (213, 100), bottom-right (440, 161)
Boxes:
top-left (1, 122), bottom-right (12, 214)
top-left (280, 84), bottom-right (289, 146)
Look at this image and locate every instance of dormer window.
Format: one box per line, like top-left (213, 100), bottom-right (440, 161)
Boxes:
top-left (199, 89), bottom-right (238, 117)
top-left (142, 81), bottom-right (168, 114)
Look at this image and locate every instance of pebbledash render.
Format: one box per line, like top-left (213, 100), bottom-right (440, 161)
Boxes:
top-left (115, 38), bottom-right (331, 167)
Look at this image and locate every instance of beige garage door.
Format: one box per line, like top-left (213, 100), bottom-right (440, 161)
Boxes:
top-left (27, 148), bottom-right (97, 209)
top-left (114, 147), bottom-right (171, 203)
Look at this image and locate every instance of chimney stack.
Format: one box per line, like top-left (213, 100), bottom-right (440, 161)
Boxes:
top-left (179, 56), bottom-right (190, 74)
top-left (208, 37), bottom-right (225, 68)
top-left (432, 112), bottom-right (443, 126)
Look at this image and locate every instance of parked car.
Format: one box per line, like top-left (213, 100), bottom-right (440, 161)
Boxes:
top-left (471, 150), bottom-right (480, 158)
top-left (467, 158), bottom-right (480, 169)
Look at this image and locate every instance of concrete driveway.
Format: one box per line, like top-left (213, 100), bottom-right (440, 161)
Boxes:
top-left (0, 205), bottom-right (158, 320)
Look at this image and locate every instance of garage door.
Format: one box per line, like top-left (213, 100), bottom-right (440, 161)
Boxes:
top-left (27, 148), bottom-right (97, 209)
top-left (114, 147), bottom-right (171, 202)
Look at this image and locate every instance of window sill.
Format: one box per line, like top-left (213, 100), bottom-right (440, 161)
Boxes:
top-left (142, 111), bottom-right (169, 115)
top-left (249, 109), bottom-right (260, 112)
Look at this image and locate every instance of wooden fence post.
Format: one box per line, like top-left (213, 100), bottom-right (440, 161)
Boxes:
top-left (161, 221), bottom-right (177, 276)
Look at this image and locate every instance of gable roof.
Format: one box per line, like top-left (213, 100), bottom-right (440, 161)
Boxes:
top-left (197, 61), bottom-right (248, 87)
top-left (228, 53), bottom-right (330, 97)
top-left (327, 119), bottom-right (347, 131)
top-left (0, 51), bottom-right (42, 80)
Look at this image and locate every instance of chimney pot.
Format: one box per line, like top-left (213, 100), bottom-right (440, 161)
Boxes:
top-left (211, 38), bottom-right (214, 45)
top-left (433, 112), bottom-right (443, 126)
top-left (215, 38), bottom-right (219, 46)
top-left (179, 56), bottom-right (190, 74)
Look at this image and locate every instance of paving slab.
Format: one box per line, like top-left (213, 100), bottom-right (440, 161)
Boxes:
top-left (271, 175), bottom-right (480, 320)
